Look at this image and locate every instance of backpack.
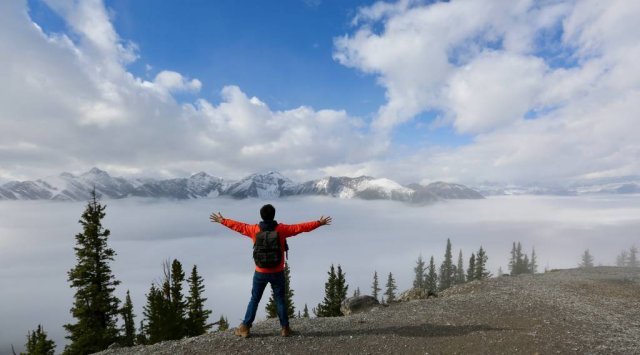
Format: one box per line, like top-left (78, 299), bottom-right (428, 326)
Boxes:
top-left (253, 230), bottom-right (288, 268)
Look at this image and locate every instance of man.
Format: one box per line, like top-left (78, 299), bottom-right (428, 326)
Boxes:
top-left (210, 204), bottom-right (331, 338)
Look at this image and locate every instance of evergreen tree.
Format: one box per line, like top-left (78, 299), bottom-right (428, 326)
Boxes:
top-left (413, 255), bottom-right (426, 289)
top-left (302, 304), bottom-right (310, 318)
top-left (384, 272), bottom-right (397, 303)
top-left (426, 256), bottom-right (438, 292)
top-left (579, 249), bottom-right (594, 268)
top-left (136, 321), bottom-right (147, 346)
top-left (617, 250), bottom-right (629, 266)
top-left (64, 191), bottom-right (121, 355)
top-left (467, 253), bottom-right (476, 281)
top-left (167, 259), bottom-right (187, 339)
top-left (474, 246), bottom-right (490, 280)
top-left (217, 315), bottom-right (229, 331)
top-left (142, 283), bottom-right (168, 344)
top-left (439, 239), bottom-right (454, 291)
top-left (266, 263), bottom-right (295, 318)
top-left (456, 250), bottom-right (465, 284)
top-left (121, 290), bottom-right (136, 347)
top-left (523, 254), bottom-right (530, 274)
top-left (352, 287), bottom-right (361, 297)
top-left (529, 247), bottom-right (538, 274)
top-left (371, 271), bottom-right (381, 301)
top-left (315, 264), bottom-right (348, 317)
top-left (186, 265), bottom-right (212, 337)
top-left (508, 242), bottom-right (516, 275)
top-left (24, 325), bottom-right (56, 355)
top-left (629, 245), bottom-right (638, 268)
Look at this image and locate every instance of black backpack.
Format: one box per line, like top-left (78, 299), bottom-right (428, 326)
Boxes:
top-left (253, 229), bottom-right (288, 268)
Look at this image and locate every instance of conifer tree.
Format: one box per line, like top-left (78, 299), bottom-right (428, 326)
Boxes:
top-left (426, 256), bottom-right (438, 292)
top-left (384, 272), bottom-right (397, 303)
top-left (121, 290), bottom-right (136, 347)
top-left (467, 253), bottom-right (476, 281)
top-left (474, 246), bottom-right (490, 280)
top-left (167, 259), bottom-right (187, 339)
top-left (456, 250), bottom-right (465, 284)
top-left (316, 264), bottom-right (348, 317)
top-left (136, 321), bottom-right (147, 346)
top-left (579, 249), bottom-right (594, 268)
top-left (371, 271), bottom-right (381, 301)
top-left (64, 191), bottom-right (121, 355)
top-left (439, 238), bottom-right (454, 291)
top-left (629, 245), bottom-right (638, 268)
top-left (266, 263), bottom-right (295, 318)
top-left (616, 250), bottom-right (629, 266)
top-left (352, 287), bottom-right (361, 297)
top-left (186, 265), bottom-right (212, 336)
top-left (529, 247), bottom-right (538, 274)
top-left (508, 242), bottom-right (516, 275)
top-left (413, 255), bottom-right (426, 289)
top-left (302, 304), bottom-right (310, 318)
top-left (142, 283), bottom-right (168, 344)
top-left (24, 324), bottom-right (56, 355)
top-left (217, 315), bottom-right (229, 331)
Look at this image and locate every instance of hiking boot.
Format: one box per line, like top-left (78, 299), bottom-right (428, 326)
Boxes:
top-left (234, 323), bottom-right (250, 338)
top-left (281, 326), bottom-right (291, 337)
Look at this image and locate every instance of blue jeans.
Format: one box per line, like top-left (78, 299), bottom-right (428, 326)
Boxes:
top-left (242, 271), bottom-right (289, 327)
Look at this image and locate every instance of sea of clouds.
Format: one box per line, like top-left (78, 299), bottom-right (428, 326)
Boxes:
top-left (1, 195), bottom-right (639, 353)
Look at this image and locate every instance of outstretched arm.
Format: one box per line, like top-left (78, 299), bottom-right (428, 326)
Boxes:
top-left (279, 215), bottom-right (332, 238)
top-left (210, 211), bottom-right (256, 238)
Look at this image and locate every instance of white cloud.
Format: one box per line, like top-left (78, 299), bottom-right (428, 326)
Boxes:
top-left (334, 0), bottom-right (640, 183)
top-left (0, 0), bottom-right (373, 181)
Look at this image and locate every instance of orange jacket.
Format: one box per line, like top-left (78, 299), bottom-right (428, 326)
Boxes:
top-left (221, 218), bottom-right (321, 273)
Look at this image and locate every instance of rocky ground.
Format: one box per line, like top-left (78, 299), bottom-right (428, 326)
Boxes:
top-left (98, 267), bottom-right (640, 355)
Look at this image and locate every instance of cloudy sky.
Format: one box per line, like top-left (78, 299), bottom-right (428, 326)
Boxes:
top-left (1, 0), bottom-right (639, 184)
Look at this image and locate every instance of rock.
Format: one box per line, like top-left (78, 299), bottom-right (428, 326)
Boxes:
top-left (398, 288), bottom-right (437, 301)
top-left (340, 295), bottom-right (380, 315)
top-left (107, 343), bottom-right (121, 350)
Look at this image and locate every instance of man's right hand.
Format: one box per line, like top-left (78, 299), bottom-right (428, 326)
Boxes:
top-left (319, 215), bottom-right (332, 226)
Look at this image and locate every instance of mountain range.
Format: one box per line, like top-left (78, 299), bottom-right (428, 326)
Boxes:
top-left (0, 168), bottom-right (484, 203)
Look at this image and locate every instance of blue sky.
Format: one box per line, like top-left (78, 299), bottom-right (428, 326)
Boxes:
top-left (1, 0), bottom-right (638, 184)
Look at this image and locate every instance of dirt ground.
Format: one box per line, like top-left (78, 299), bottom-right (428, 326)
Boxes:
top-left (98, 267), bottom-right (640, 355)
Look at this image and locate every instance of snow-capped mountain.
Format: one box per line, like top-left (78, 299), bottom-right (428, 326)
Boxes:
top-left (473, 176), bottom-right (640, 196)
top-left (0, 168), bottom-right (485, 203)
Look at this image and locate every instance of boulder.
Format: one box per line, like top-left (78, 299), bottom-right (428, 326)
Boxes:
top-left (340, 295), bottom-right (380, 315)
top-left (398, 288), bottom-right (437, 302)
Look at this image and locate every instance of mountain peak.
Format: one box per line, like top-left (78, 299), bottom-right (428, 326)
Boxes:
top-left (84, 167), bottom-right (109, 176)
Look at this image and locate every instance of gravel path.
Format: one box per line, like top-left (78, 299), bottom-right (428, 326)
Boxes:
top-left (98, 267), bottom-right (640, 355)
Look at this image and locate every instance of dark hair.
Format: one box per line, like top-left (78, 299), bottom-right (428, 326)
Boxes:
top-left (260, 204), bottom-right (276, 221)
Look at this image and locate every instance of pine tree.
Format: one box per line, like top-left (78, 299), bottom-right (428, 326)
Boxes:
top-left (439, 238), bottom-right (454, 291)
top-left (142, 283), bottom-right (168, 344)
top-left (579, 249), bottom-right (594, 268)
top-left (64, 191), bottom-right (121, 355)
top-left (384, 272), bottom-right (397, 303)
top-left (508, 242), bottom-right (516, 275)
top-left (302, 304), bottom-right (310, 318)
top-left (165, 259), bottom-right (187, 340)
top-left (121, 290), bottom-right (136, 346)
top-left (617, 250), bottom-right (629, 266)
top-left (136, 321), bottom-right (147, 345)
top-left (474, 246), bottom-right (490, 280)
top-left (315, 264), bottom-right (348, 317)
top-left (266, 263), bottom-right (295, 318)
top-left (371, 271), bottom-right (381, 301)
top-left (523, 254), bottom-right (530, 274)
top-left (456, 250), bottom-right (465, 284)
top-left (426, 256), bottom-right (438, 292)
top-left (353, 286), bottom-right (361, 297)
top-left (24, 324), bottom-right (56, 355)
top-left (629, 245), bottom-right (638, 268)
top-left (217, 315), bottom-right (229, 331)
top-left (186, 265), bottom-right (212, 337)
top-left (413, 255), bottom-right (426, 289)
top-left (467, 253), bottom-right (476, 281)
top-left (529, 247), bottom-right (538, 274)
